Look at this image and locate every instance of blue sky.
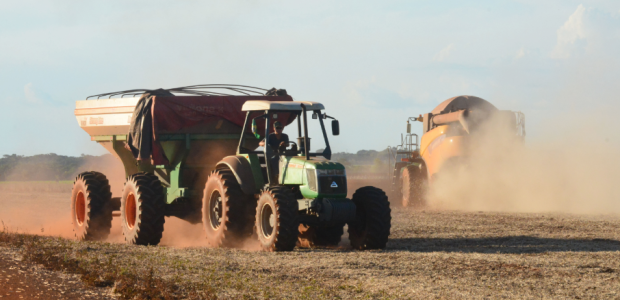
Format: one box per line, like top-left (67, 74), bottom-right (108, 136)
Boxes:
top-left (0, 1), bottom-right (619, 156)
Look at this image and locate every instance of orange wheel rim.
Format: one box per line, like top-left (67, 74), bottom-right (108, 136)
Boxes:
top-left (125, 193), bottom-right (137, 229)
top-left (75, 191), bottom-right (86, 226)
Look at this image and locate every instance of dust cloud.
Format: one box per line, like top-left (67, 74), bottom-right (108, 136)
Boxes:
top-left (159, 218), bottom-right (209, 248)
top-left (427, 110), bottom-right (620, 215)
top-left (0, 157), bottom-right (126, 240)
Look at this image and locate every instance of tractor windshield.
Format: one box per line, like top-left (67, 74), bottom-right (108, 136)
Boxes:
top-left (238, 108), bottom-right (339, 160)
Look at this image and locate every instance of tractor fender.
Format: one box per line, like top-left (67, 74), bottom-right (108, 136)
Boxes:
top-left (216, 155), bottom-right (257, 195)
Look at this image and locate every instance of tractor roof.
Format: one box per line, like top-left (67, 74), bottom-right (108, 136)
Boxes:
top-left (242, 101), bottom-right (325, 112)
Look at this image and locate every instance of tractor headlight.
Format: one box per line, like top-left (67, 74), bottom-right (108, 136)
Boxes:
top-left (316, 169), bottom-right (345, 176)
top-left (317, 169), bottom-right (329, 176)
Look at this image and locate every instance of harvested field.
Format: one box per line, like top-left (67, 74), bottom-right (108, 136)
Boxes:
top-left (1, 186), bottom-right (620, 299)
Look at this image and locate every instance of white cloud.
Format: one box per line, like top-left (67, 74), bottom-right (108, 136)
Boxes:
top-left (515, 47), bottom-right (526, 59)
top-left (551, 4), bottom-right (587, 59)
top-left (24, 83), bottom-right (41, 103)
top-left (433, 44), bottom-right (455, 62)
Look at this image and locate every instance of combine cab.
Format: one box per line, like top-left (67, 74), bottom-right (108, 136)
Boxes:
top-left (389, 95), bottom-right (525, 207)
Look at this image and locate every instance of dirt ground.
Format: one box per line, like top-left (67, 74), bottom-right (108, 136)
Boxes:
top-left (0, 247), bottom-right (116, 299)
top-left (1, 187), bottom-right (620, 299)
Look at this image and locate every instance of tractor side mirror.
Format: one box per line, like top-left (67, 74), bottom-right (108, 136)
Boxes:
top-left (312, 113), bottom-right (318, 119)
top-left (332, 120), bottom-right (340, 136)
top-left (407, 122), bottom-right (411, 133)
top-left (251, 119), bottom-right (260, 139)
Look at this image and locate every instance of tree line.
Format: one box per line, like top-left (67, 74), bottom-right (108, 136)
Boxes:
top-left (0, 149), bottom-right (392, 181)
top-left (0, 154), bottom-right (117, 181)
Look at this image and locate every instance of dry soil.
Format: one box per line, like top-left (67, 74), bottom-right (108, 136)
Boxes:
top-left (1, 187), bottom-right (620, 299)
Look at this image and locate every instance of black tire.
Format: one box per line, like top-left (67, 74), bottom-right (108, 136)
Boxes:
top-left (298, 224), bottom-right (344, 247)
top-left (255, 187), bottom-right (299, 251)
top-left (401, 165), bottom-right (426, 208)
top-left (202, 169), bottom-right (254, 247)
top-left (121, 172), bottom-right (166, 245)
top-left (390, 162), bottom-right (408, 201)
top-left (71, 172), bottom-right (113, 241)
top-left (348, 186), bottom-right (391, 250)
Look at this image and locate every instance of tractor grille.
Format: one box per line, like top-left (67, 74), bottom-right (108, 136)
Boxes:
top-left (318, 176), bottom-right (347, 195)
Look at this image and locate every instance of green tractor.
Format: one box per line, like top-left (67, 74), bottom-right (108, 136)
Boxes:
top-left (388, 119), bottom-right (426, 208)
top-left (205, 101), bottom-right (392, 251)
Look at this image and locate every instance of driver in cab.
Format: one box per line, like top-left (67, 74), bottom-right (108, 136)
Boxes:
top-left (259, 121), bottom-right (288, 151)
top-left (259, 121), bottom-right (288, 182)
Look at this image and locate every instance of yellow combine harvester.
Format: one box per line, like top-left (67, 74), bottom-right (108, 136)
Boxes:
top-left (389, 95), bottom-right (525, 207)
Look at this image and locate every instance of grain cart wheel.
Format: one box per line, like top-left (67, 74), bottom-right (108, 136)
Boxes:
top-left (401, 165), bottom-right (426, 208)
top-left (71, 172), bottom-right (113, 241)
top-left (121, 172), bottom-right (166, 245)
top-left (202, 169), bottom-right (253, 247)
top-left (255, 187), bottom-right (299, 251)
top-left (298, 224), bottom-right (344, 247)
top-left (348, 186), bottom-right (391, 250)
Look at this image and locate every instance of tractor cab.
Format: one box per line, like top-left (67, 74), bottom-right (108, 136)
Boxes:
top-left (237, 101), bottom-right (342, 192)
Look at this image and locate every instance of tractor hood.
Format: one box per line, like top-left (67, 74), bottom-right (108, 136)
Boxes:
top-left (280, 156), bottom-right (347, 199)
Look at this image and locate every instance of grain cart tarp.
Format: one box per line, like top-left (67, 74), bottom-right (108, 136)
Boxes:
top-left (127, 93), bottom-right (295, 165)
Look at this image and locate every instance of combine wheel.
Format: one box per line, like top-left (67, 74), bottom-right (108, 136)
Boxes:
top-left (348, 186), bottom-right (391, 250)
top-left (121, 172), bottom-right (166, 245)
top-left (71, 172), bottom-right (113, 241)
top-left (202, 169), bottom-right (254, 247)
top-left (255, 187), bottom-right (299, 251)
top-left (298, 224), bottom-right (344, 247)
top-left (401, 165), bottom-right (426, 208)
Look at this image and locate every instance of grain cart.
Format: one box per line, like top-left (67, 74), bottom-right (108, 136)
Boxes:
top-left (71, 85), bottom-right (294, 245)
top-left (390, 95), bottom-right (525, 207)
top-left (206, 101), bottom-right (391, 251)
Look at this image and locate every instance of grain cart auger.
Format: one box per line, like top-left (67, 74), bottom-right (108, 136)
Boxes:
top-left (70, 85), bottom-right (294, 245)
top-left (208, 101), bottom-right (392, 251)
top-left (389, 95), bottom-right (525, 208)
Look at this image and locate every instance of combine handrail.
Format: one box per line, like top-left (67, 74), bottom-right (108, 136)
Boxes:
top-left (86, 84), bottom-right (271, 100)
top-left (387, 132), bottom-right (419, 178)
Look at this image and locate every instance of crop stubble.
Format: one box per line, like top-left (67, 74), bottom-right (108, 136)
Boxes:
top-left (1, 187), bottom-right (620, 299)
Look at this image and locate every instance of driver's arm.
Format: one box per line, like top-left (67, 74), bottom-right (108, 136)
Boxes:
top-left (279, 134), bottom-right (289, 149)
top-left (260, 134), bottom-right (272, 147)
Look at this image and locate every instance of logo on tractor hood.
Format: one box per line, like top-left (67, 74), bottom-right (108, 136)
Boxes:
top-left (331, 181), bottom-right (338, 188)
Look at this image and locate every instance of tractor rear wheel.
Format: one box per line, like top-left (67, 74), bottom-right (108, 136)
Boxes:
top-left (71, 172), bottom-right (113, 241)
top-left (202, 169), bottom-right (254, 247)
top-left (348, 186), bottom-right (391, 250)
top-left (298, 224), bottom-right (344, 247)
top-left (121, 172), bottom-right (166, 245)
top-left (401, 165), bottom-right (426, 208)
top-left (255, 187), bottom-right (299, 251)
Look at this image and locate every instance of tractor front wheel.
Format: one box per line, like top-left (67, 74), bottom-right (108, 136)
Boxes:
top-left (121, 172), bottom-right (166, 245)
top-left (71, 172), bottom-right (113, 241)
top-left (255, 187), bottom-right (299, 251)
top-left (348, 186), bottom-right (391, 250)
